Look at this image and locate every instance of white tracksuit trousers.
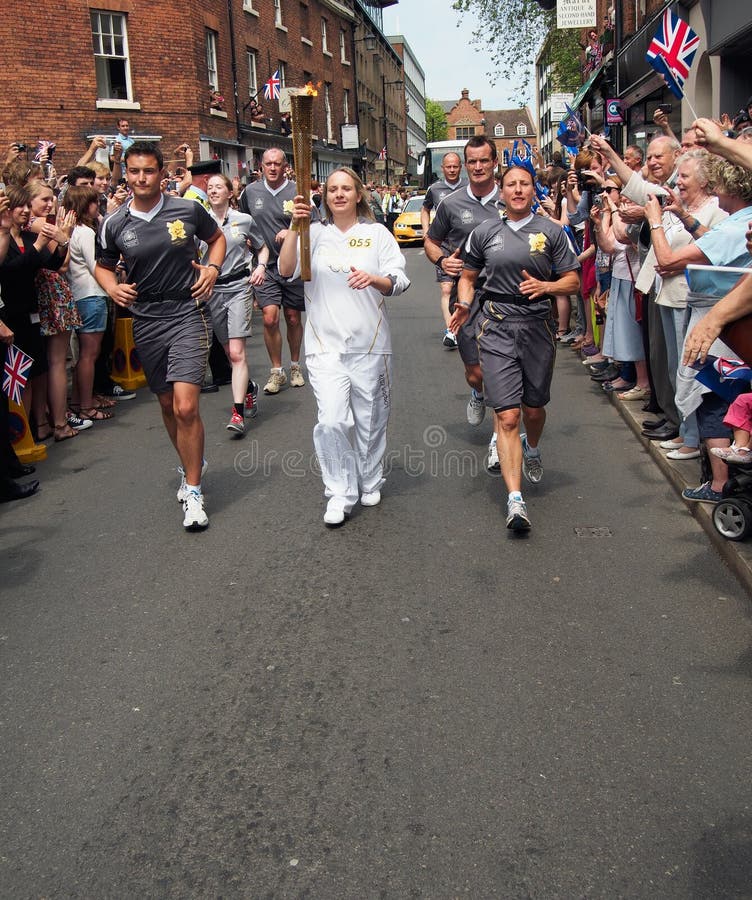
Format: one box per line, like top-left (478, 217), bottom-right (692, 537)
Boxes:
top-left (307, 352), bottom-right (392, 512)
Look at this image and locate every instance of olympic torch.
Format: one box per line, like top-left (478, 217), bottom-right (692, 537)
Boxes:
top-left (290, 84), bottom-right (317, 281)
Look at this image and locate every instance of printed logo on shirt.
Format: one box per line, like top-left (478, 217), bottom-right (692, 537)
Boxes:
top-left (282, 200), bottom-right (294, 217)
top-left (488, 235), bottom-right (504, 252)
top-left (461, 210), bottom-right (474, 224)
top-left (121, 228), bottom-right (139, 249)
top-left (166, 220), bottom-right (187, 243)
top-left (529, 233), bottom-right (547, 253)
top-left (254, 198), bottom-right (264, 211)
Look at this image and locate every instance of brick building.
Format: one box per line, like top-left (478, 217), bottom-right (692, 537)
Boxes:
top-left (440, 89), bottom-right (538, 165)
top-left (0, 0), bottom-right (395, 181)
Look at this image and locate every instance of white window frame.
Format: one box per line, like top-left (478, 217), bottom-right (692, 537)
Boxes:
top-left (90, 10), bottom-right (135, 103)
top-left (516, 123), bottom-right (527, 136)
top-left (242, 0), bottom-right (259, 15)
top-left (206, 30), bottom-right (219, 92)
top-left (278, 62), bottom-right (286, 89)
top-left (340, 29), bottom-right (349, 64)
top-left (274, 0), bottom-right (285, 29)
top-left (494, 123), bottom-right (505, 137)
top-left (325, 83), bottom-right (333, 142)
top-left (321, 18), bottom-right (330, 55)
top-left (343, 88), bottom-right (350, 123)
top-left (247, 49), bottom-right (258, 97)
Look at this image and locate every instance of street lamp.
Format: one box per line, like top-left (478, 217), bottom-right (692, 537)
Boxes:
top-left (381, 76), bottom-right (403, 185)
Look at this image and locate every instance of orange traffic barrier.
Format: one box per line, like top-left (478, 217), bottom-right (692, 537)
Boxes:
top-left (9, 399), bottom-right (47, 463)
top-left (111, 314), bottom-right (146, 391)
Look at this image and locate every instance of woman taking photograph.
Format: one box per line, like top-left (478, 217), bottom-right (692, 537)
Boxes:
top-left (63, 185), bottom-right (112, 423)
top-left (203, 173), bottom-right (269, 436)
top-left (278, 167), bottom-right (410, 526)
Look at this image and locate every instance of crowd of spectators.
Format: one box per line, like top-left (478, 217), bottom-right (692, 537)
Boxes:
top-left (527, 100), bottom-right (752, 506)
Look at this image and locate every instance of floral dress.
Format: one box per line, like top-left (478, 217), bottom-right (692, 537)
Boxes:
top-left (27, 218), bottom-right (81, 335)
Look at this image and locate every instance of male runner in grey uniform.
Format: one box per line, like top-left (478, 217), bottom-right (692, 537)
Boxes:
top-left (95, 141), bottom-right (226, 532)
top-left (421, 152), bottom-right (465, 348)
top-left (239, 148), bottom-right (307, 394)
top-left (450, 166), bottom-right (580, 531)
top-left (425, 135), bottom-right (500, 431)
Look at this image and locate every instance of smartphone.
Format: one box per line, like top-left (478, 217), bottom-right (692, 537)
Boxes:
top-left (46, 213), bottom-right (57, 225)
top-left (657, 103), bottom-right (673, 115)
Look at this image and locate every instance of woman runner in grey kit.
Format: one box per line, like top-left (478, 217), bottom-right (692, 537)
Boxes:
top-left (95, 141), bottom-right (226, 532)
top-left (450, 166), bottom-right (580, 532)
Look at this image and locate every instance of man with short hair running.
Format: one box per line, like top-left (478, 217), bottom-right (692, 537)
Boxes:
top-left (239, 148), bottom-right (309, 394)
top-left (424, 135), bottom-right (501, 455)
top-left (421, 151), bottom-right (466, 348)
top-left (96, 141), bottom-right (226, 531)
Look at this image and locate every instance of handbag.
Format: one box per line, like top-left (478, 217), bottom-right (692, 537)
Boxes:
top-left (721, 313), bottom-right (752, 367)
top-left (624, 250), bottom-right (644, 324)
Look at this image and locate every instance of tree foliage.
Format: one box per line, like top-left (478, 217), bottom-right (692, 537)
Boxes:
top-left (452, 0), bottom-right (584, 103)
top-left (425, 98), bottom-right (449, 142)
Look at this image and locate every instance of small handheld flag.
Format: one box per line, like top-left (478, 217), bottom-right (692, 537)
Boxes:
top-left (646, 9), bottom-right (700, 102)
top-left (378, 146), bottom-right (387, 161)
top-left (263, 70), bottom-right (281, 102)
top-left (3, 344), bottom-right (33, 405)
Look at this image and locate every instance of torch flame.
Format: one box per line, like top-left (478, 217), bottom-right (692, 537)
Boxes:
top-left (304, 82), bottom-right (319, 97)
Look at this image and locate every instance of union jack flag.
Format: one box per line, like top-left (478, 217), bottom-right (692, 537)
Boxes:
top-left (3, 344), bottom-right (33, 405)
top-left (378, 146), bottom-right (387, 160)
top-left (646, 9), bottom-right (700, 99)
top-left (263, 70), bottom-right (281, 102)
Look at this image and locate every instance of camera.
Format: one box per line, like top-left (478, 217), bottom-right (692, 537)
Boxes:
top-left (657, 194), bottom-right (669, 208)
top-left (15, 142), bottom-right (26, 152)
top-left (657, 103), bottom-right (673, 115)
top-left (592, 193), bottom-right (605, 209)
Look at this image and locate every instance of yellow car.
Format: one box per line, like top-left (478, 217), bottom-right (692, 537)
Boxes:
top-left (392, 196), bottom-right (426, 245)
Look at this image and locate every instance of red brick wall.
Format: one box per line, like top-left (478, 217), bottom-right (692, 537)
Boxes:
top-left (0, 0), bottom-right (356, 174)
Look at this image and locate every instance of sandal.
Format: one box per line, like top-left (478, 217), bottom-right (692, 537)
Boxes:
top-left (93, 394), bottom-right (117, 409)
top-left (36, 419), bottom-right (53, 442)
top-left (54, 423), bottom-right (77, 442)
top-left (80, 407), bottom-right (114, 421)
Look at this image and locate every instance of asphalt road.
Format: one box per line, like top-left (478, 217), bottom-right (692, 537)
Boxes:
top-left (2, 247), bottom-right (752, 899)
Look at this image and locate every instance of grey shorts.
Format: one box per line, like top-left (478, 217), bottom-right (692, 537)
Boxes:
top-left (254, 267), bottom-right (305, 311)
top-left (477, 312), bottom-right (556, 411)
top-left (435, 263), bottom-right (454, 284)
top-left (208, 285), bottom-right (253, 343)
top-left (448, 282), bottom-right (481, 367)
top-left (132, 299), bottom-right (212, 394)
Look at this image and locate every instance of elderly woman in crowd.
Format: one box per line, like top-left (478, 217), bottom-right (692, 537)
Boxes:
top-left (636, 149), bottom-right (728, 460)
top-left (644, 157), bottom-right (752, 502)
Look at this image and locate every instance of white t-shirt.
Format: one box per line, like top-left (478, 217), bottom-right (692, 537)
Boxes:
top-left (292, 219), bottom-right (409, 355)
top-left (67, 224), bottom-right (107, 301)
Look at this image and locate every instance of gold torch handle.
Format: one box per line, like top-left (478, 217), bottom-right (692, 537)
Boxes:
top-left (290, 93), bottom-right (314, 282)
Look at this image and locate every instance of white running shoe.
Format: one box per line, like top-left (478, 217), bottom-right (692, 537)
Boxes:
top-left (442, 329), bottom-right (458, 349)
top-left (177, 459), bottom-right (208, 503)
top-left (182, 489), bottom-right (209, 531)
top-left (290, 364), bottom-right (306, 387)
top-left (323, 498), bottom-right (348, 526)
top-left (506, 497), bottom-right (531, 531)
top-left (361, 490), bottom-right (381, 507)
top-left (466, 391), bottom-right (486, 426)
top-left (487, 437), bottom-right (500, 472)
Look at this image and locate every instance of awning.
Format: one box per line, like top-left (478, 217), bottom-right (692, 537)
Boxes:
top-left (570, 61), bottom-right (606, 109)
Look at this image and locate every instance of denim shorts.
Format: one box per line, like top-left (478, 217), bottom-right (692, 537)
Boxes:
top-left (75, 295), bottom-right (108, 333)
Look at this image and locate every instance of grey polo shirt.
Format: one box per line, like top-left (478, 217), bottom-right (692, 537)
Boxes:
top-left (422, 177), bottom-right (466, 213)
top-left (98, 195), bottom-right (219, 298)
top-left (238, 179), bottom-right (299, 265)
top-left (427, 184), bottom-right (502, 257)
top-left (464, 215), bottom-right (579, 318)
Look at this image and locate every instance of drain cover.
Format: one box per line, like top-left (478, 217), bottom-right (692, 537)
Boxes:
top-left (574, 526), bottom-right (613, 537)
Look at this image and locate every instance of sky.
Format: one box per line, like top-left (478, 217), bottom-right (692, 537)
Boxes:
top-left (381, 0), bottom-right (532, 110)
